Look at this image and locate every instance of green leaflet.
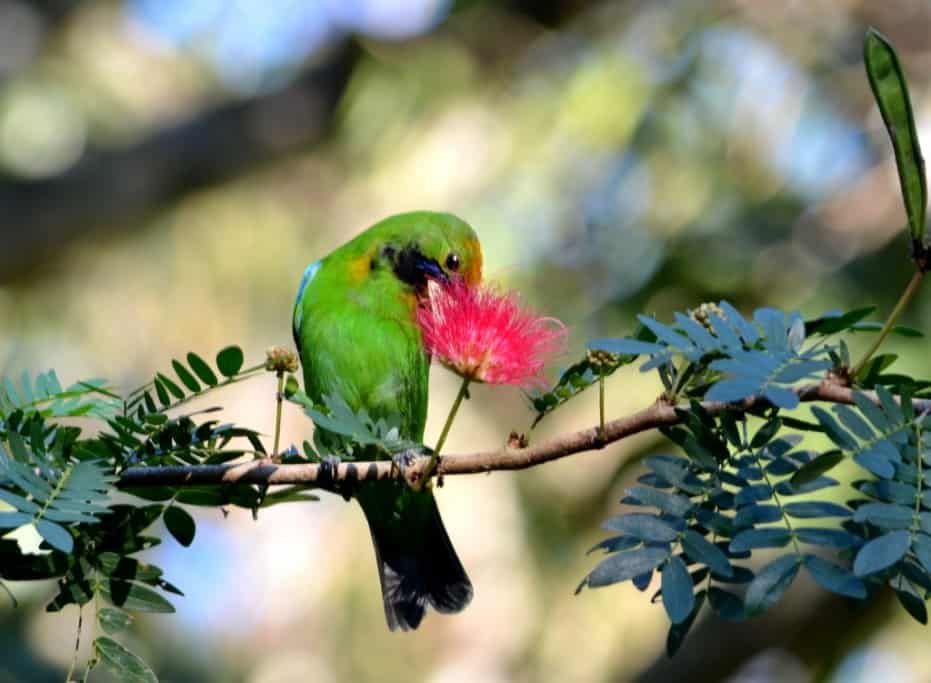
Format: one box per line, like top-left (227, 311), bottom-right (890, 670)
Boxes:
top-left (864, 29), bottom-right (928, 248)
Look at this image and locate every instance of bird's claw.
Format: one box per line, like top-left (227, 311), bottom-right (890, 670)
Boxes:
top-left (392, 448), bottom-right (432, 490)
top-left (391, 450), bottom-right (417, 474)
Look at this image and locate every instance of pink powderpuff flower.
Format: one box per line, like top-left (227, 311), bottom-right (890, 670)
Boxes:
top-left (417, 279), bottom-right (568, 388)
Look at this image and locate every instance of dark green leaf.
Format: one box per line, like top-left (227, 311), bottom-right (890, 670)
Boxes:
top-left (796, 527), bottom-right (862, 549)
top-left (681, 529), bottom-right (732, 577)
top-left (730, 528), bottom-right (793, 553)
top-left (750, 417), bottom-right (782, 449)
top-left (284, 374), bottom-right (300, 399)
top-left (834, 405), bottom-right (874, 440)
top-left (734, 504), bottom-right (781, 528)
top-left (153, 378), bottom-right (170, 408)
top-left (176, 488), bottom-right (228, 506)
top-left (803, 555), bottom-right (866, 599)
top-left (863, 29), bottom-right (927, 244)
top-left (186, 353), bottom-right (218, 386)
top-left (857, 354), bottom-right (899, 385)
top-left (680, 434), bottom-right (718, 470)
top-left (858, 479), bottom-right (917, 505)
top-left (143, 391), bottom-right (157, 414)
top-left (35, 520), bottom-right (73, 553)
top-left (0, 488), bottom-right (39, 514)
top-left (806, 307), bottom-right (877, 335)
top-left (47, 579), bottom-right (93, 611)
top-left (163, 506), bottom-right (195, 547)
top-left (624, 486), bottom-right (692, 517)
top-left (661, 556), bottom-right (695, 624)
top-left (6, 431), bottom-right (32, 463)
top-left (95, 636), bottom-right (158, 683)
top-left (588, 536), bottom-right (640, 555)
top-left (852, 502), bottom-right (913, 529)
top-left (666, 590), bottom-right (706, 657)
top-left (602, 514), bottom-right (678, 542)
top-left (875, 385), bottom-right (904, 425)
top-left (143, 413), bottom-right (168, 426)
top-left (897, 589), bottom-right (928, 625)
top-left (643, 456), bottom-right (705, 495)
top-left (216, 346), bottom-right (245, 378)
top-left (811, 407), bottom-right (857, 451)
top-left (745, 554), bottom-right (801, 616)
top-left (583, 547), bottom-right (671, 589)
top-left (259, 486), bottom-right (320, 507)
top-left (853, 530), bottom-right (910, 576)
top-left (100, 579), bottom-right (175, 613)
top-left (854, 450), bottom-right (896, 480)
top-left (708, 587), bottom-right (744, 621)
top-left (892, 326), bottom-right (923, 338)
top-left (783, 502), bottom-right (851, 519)
top-left (172, 360), bottom-right (201, 392)
top-left (97, 553), bottom-right (163, 583)
top-left (791, 451), bottom-right (844, 487)
top-left (720, 411), bottom-right (743, 449)
top-left (156, 373), bottom-right (184, 400)
top-left (0, 512), bottom-right (32, 528)
top-left (779, 416), bottom-right (825, 433)
top-left (97, 607), bottom-right (133, 635)
top-left (734, 484), bottom-right (773, 505)
top-left (912, 534), bottom-right (931, 574)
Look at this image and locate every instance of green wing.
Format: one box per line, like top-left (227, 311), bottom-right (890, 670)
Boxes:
top-left (294, 260), bottom-right (429, 443)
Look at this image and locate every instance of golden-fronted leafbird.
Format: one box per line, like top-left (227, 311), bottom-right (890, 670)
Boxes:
top-left (292, 211), bottom-right (482, 630)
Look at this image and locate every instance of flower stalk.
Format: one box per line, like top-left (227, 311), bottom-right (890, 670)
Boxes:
top-left (419, 377), bottom-right (472, 489)
top-left (272, 371), bottom-right (284, 458)
top-left (435, 378), bottom-right (471, 457)
top-left (265, 345), bottom-right (299, 459)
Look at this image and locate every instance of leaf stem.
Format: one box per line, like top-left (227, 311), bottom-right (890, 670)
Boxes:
top-left (272, 371), bottom-right (285, 458)
top-left (421, 377), bottom-right (471, 488)
top-left (65, 606), bottom-right (83, 683)
top-left (0, 580), bottom-right (17, 607)
top-left (755, 449), bottom-right (803, 557)
top-left (81, 572), bottom-right (100, 683)
top-left (851, 270), bottom-right (923, 376)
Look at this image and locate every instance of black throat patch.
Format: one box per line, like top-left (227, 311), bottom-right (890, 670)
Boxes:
top-left (391, 244), bottom-right (437, 292)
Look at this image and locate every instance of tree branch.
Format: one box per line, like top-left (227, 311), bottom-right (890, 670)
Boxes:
top-left (116, 379), bottom-right (927, 492)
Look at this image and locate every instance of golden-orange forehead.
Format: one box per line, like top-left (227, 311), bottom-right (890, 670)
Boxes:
top-left (463, 237), bottom-right (483, 286)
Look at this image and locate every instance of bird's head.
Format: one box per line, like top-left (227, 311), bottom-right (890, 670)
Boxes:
top-left (362, 211), bottom-right (483, 296)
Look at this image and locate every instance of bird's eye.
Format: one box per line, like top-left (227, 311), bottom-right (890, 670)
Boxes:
top-left (445, 253), bottom-right (460, 271)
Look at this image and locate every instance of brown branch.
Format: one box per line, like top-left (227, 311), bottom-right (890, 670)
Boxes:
top-left (116, 380), bottom-right (928, 492)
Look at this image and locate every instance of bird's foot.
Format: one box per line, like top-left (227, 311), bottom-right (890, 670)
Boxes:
top-left (393, 448), bottom-right (432, 490)
top-left (391, 449), bottom-right (417, 473)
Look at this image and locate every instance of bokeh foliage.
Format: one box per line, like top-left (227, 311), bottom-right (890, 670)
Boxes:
top-left (2, 1), bottom-right (931, 682)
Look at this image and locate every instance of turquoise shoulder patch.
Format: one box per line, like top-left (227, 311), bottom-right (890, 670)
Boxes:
top-left (293, 260), bottom-right (321, 334)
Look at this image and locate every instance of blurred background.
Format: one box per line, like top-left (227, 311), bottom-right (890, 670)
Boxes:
top-left (1, 0), bottom-right (930, 681)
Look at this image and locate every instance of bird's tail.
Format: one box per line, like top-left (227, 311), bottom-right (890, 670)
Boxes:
top-left (357, 483), bottom-right (473, 631)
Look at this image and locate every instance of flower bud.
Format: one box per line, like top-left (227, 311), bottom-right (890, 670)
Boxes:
top-left (689, 302), bottom-right (726, 334)
top-left (265, 346), bottom-right (299, 373)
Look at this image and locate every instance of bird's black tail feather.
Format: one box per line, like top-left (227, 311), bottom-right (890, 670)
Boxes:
top-left (358, 483), bottom-right (472, 631)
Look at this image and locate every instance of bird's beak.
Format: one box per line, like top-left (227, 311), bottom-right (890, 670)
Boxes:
top-left (414, 257), bottom-right (450, 285)
top-left (390, 244), bottom-right (450, 294)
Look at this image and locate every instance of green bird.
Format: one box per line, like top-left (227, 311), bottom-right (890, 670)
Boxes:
top-left (292, 211), bottom-right (482, 630)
